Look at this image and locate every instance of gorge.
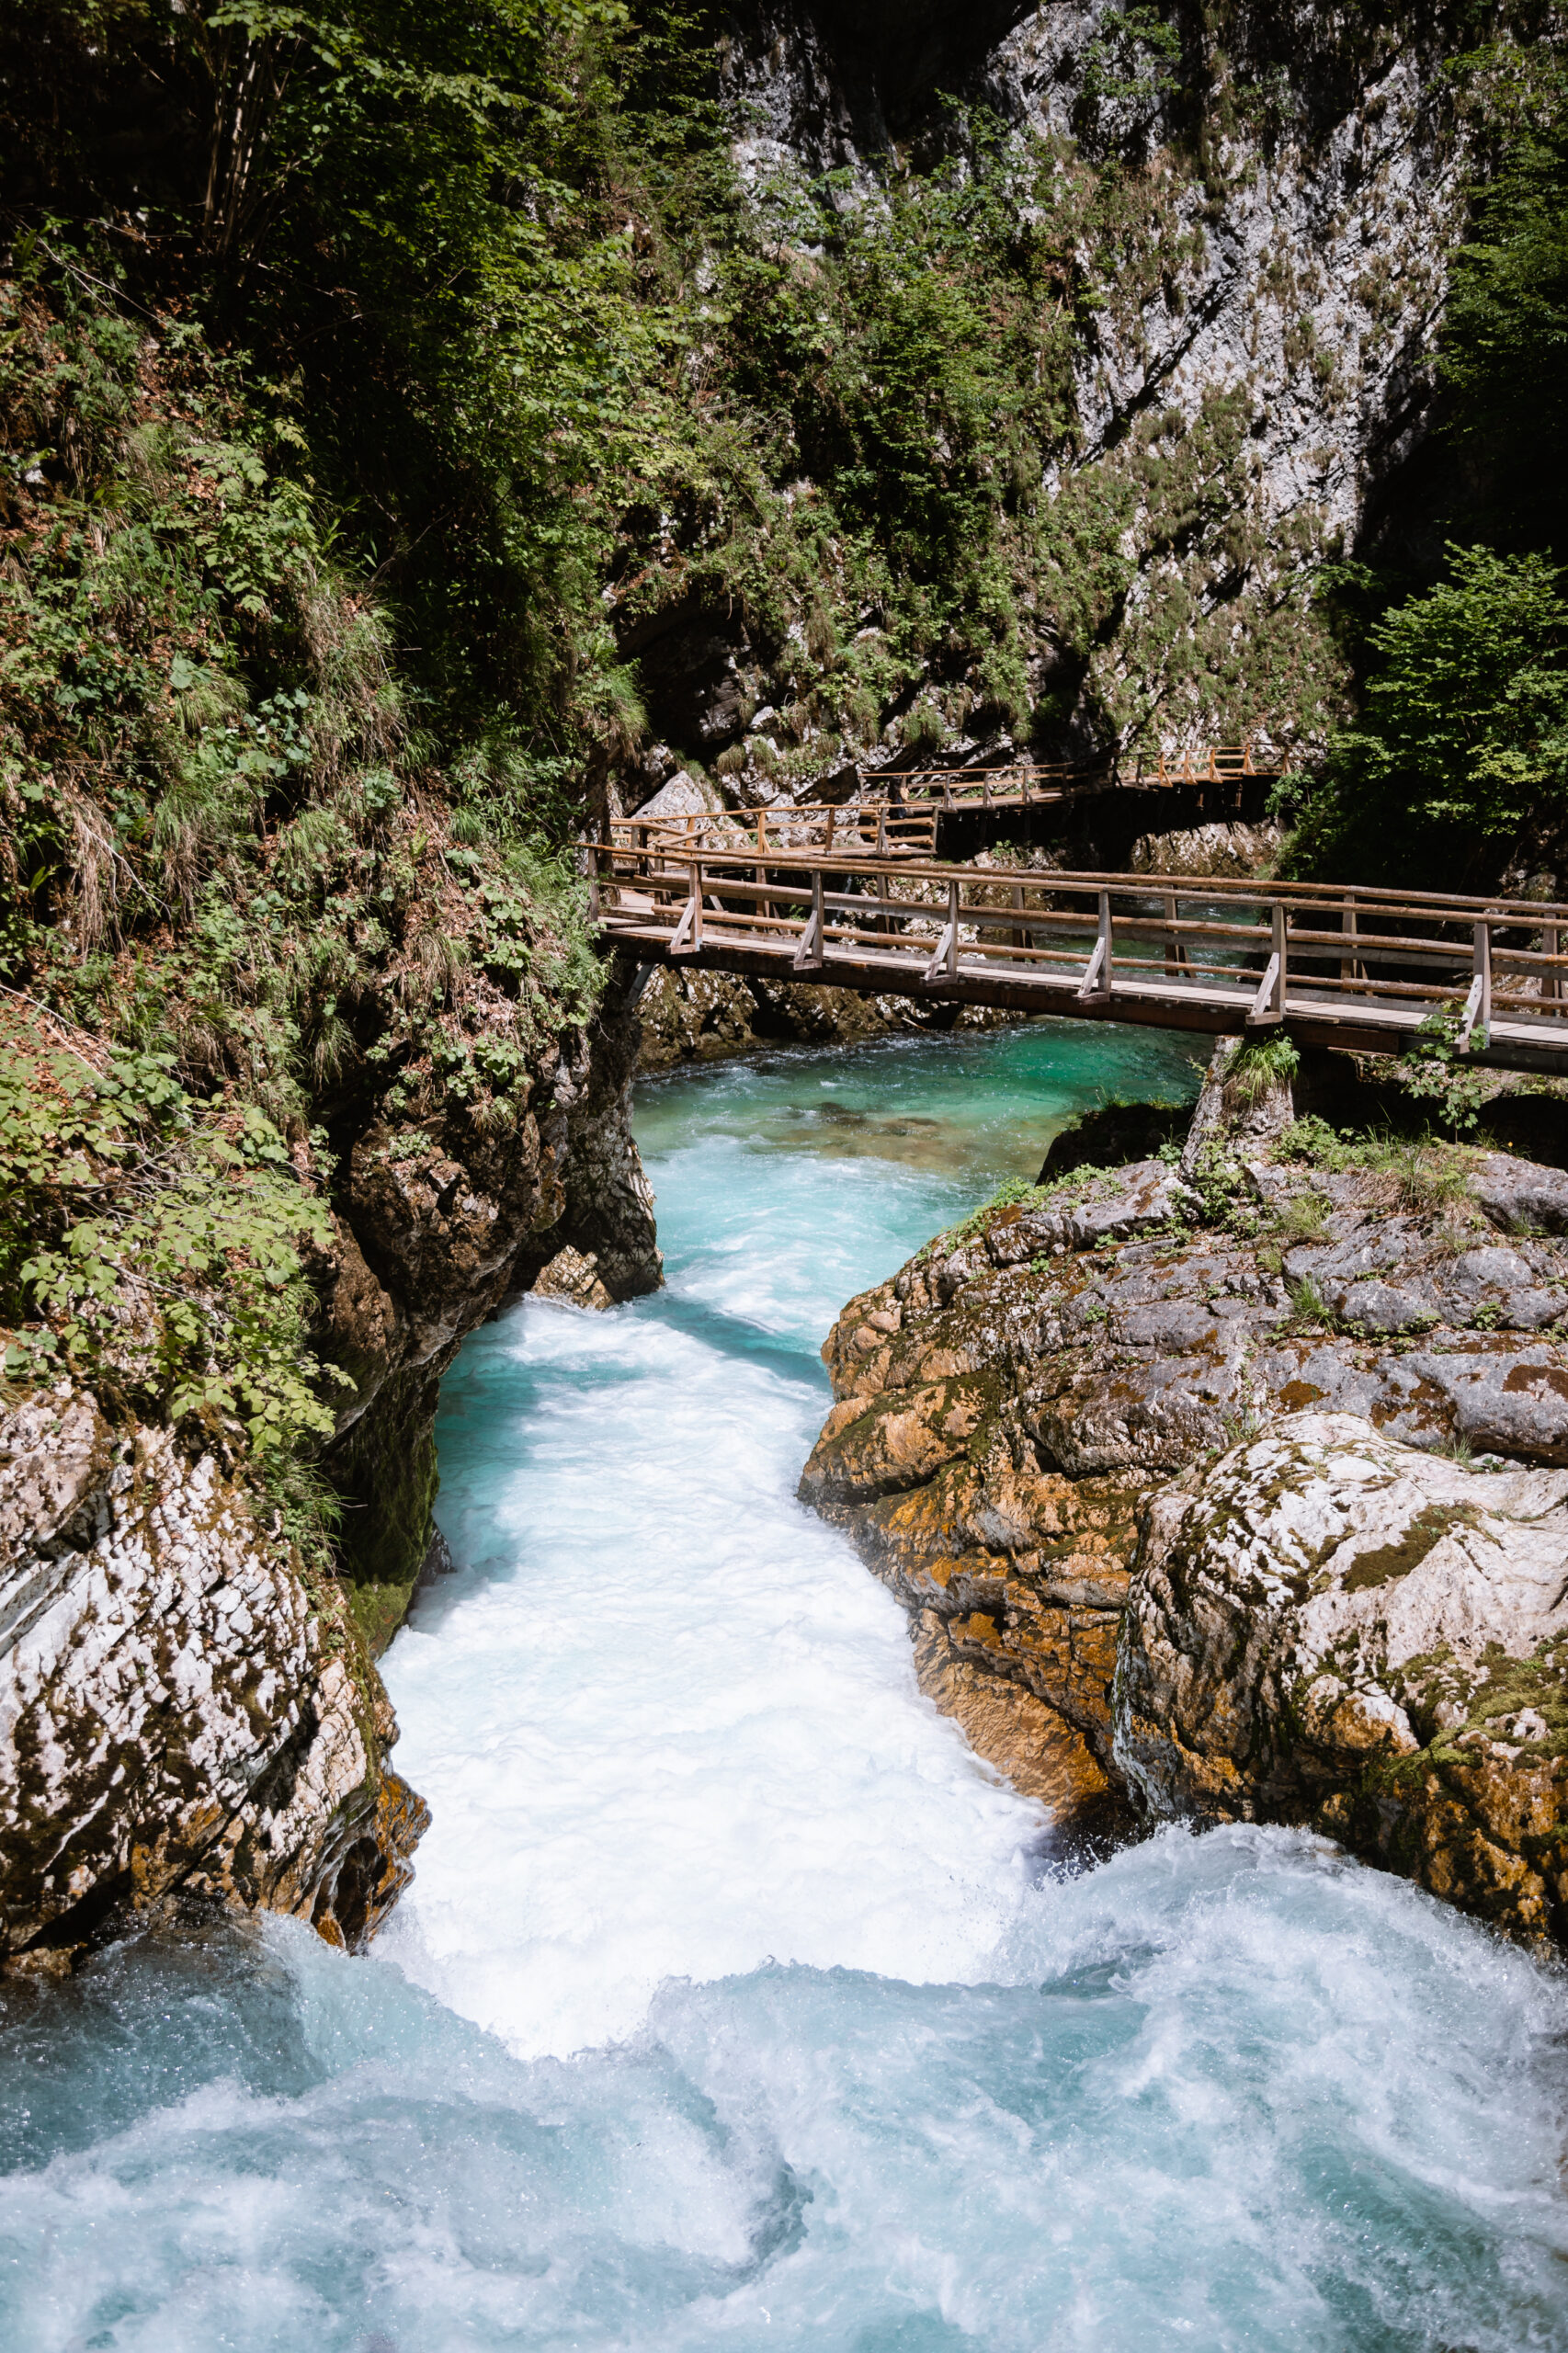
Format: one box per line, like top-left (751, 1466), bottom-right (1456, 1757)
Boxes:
top-left (6, 1026), bottom-right (1568, 2349)
top-left (4, 0), bottom-right (1568, 2342)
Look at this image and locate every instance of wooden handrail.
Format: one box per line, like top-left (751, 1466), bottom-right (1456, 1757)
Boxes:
top-left (592, 838), bottom-right (1568, 1073)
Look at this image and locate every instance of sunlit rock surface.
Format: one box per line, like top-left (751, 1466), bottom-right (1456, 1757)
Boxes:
top-left (801, 1098), bottom-right (1568, 1927)
top-left (1117, 1413), bottom-right (1568, 1944)
top-left (0, 1387), bottom-right (425, 1968)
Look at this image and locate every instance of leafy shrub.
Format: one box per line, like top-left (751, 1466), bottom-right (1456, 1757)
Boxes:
top-left (0, 1015), bottom-right (343, 1497)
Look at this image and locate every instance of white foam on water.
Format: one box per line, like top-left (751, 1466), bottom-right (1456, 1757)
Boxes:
top-left (5, 1836), bottom-right (1566, 2353)
top-left (6, 1032), bottom-right (1568, 2352)
top-left (377, 1155), bottom-right (1045, 2056)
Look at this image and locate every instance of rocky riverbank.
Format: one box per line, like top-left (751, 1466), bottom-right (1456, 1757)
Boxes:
top-left (636, 964), bottom-right (1025, 1071)
top-left (0, 995), bottom-right (661, 1972)
top-left (801, 1042), bottom-right (1568, 1944)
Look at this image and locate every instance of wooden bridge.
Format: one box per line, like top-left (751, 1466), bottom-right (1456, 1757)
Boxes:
top-left (609, 745), bottom-right (1281, 865)
top-left (592, 839), bottom-right (1568, 1076)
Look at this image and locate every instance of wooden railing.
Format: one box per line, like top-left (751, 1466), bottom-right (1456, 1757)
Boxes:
top-left (592, 842), bottom-right (1568, 1074)
top-left (874, 742), bottom-right (1282, 809)
top-left (612, 745), bottom-right (1281, 858)
top-left (609, 802), bottom-right (939, 859)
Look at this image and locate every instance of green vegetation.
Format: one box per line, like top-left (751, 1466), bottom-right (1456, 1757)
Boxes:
top-left (1224, 1034), bottom-right (1301, 1108)
top-left (1396, 1006), bottom-right (1493, 1133)
top-left (1, 0), bottom-right (1560, 1572)
top-left (1277, 1116), bottom-right (1478, 1214)
top-left (0, 1006), bottom-right (342, 1538)
top-left (1282, 29), bottom-right (1568, 887)
top-left (1286, 546), bottom-right (1568, 882)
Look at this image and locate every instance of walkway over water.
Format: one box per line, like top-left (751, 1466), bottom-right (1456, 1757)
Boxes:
top-left (609, 745), bottom-right (1279, 866)
top-left (593, 839), bottom-right (1568, 1076)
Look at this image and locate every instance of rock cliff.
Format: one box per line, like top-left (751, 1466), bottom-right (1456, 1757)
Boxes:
top-left (801, 1047), bottom-right (1568, 1939)
top-left (719, 1), bottom-right (1460, 756)
top-left (323, 995), bottom-right (662, 1651)
top-left (0, 1388), bottom-right (425, 1968)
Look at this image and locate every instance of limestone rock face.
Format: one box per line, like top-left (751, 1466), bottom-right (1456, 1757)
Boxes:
top-left (0, 1388), bottom-right (426, 1965)
top-left (636, 963), bottom-right (1022, 1072)
top-left (801, 1123), bottom-right (1568, 1892)
top-left (730, 5), bottom-right (1459, 742)
top-left (1130, 823), bottom-right (1286, 880)
top-left (533, 1244), bottom-right (614, 1311)
top-left (1116, 1414), bottom-right (1568, 1945)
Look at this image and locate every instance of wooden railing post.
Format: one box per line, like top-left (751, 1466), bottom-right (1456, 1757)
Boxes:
top-left (1164, 890), bottom-right (1188, 975)
top-left (1546, 921), bottom-right (1562, 1006)
top-left (1340, 891), bottom-right (1361, 983)
top-left (946, 875), bottom-right (960, 976)
top-left (1462, 919), bottom-right (1493, 1051)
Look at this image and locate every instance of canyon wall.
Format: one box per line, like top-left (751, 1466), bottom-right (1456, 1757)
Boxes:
top-left (666, 0), bottom-right (1461, 780)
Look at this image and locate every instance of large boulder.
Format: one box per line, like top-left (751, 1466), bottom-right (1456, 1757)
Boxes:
top-left (801, 1115), bottom-right (1568, 1931)
top-left (1116, 1413), bottom-right (1568, 1944)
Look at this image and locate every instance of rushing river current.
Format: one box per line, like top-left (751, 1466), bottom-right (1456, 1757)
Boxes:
top-left (6, 1022), bottom-right (1568, 2351)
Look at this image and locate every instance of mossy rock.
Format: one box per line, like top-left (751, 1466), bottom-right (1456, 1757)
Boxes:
top-left (1038, 1098), bottom-right (1187, 1181)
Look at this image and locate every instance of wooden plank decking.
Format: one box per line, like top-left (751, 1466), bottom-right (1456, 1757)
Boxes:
top-left (592, 840), bottom-right (1568, 1077)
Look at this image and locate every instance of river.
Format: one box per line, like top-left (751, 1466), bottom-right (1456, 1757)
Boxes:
top-left (4, 1023), bottom-right (1566, 2351)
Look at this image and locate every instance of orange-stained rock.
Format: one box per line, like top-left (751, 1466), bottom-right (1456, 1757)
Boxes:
top-left (801, 1127), bottom-right (1568, 1940)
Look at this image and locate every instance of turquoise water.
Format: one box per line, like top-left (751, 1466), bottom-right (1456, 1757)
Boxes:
top-left (4, 1021), bottom-right (1567, 2352)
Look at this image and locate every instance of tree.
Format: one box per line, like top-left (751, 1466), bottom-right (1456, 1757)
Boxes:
top-left (1300, 545), bottom-right (1568, 882)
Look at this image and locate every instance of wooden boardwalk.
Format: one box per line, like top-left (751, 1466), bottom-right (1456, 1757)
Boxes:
top-left (593, 840), bottom-right (1568, 1076)
top-left (875, 740), bottom-right (1279, 814)
top-left (609, 745), bottom-right (1279, 864)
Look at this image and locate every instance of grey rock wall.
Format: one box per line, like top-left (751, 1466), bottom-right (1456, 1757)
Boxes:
top-left (0, 1389), bottom-right (425, 1967)
top-left (723, 1), bottom-right (1461, 748)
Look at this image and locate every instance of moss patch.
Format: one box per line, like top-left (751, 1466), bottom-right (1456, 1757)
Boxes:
top-left (1342, 1503), bottom-right (1482, 1592)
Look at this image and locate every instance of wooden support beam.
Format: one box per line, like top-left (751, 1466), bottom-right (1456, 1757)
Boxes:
top-left (1078, 892), bottom-right (1113, 1000)
top-left (923, 923), bottom-right (954, 982)
top-left (923, 878), bottom-right (961, 982)
top-left (668, 893), bottom-right (698, 958)
top-left (1246, 904), bottom-right (1287, 1026)
top-left (1247, 954), bottom-right (1281, 1026)
top-left (1462, 920), bottom-right (1493, 1050)
top-left (793, 869), bottom-right (825, 971)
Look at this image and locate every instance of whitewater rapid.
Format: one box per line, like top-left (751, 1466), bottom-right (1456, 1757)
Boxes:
top-left (4, 1026), bottom-right (1566, 2352)
top-left (377, 1113), bottom-right (1055, 2057)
